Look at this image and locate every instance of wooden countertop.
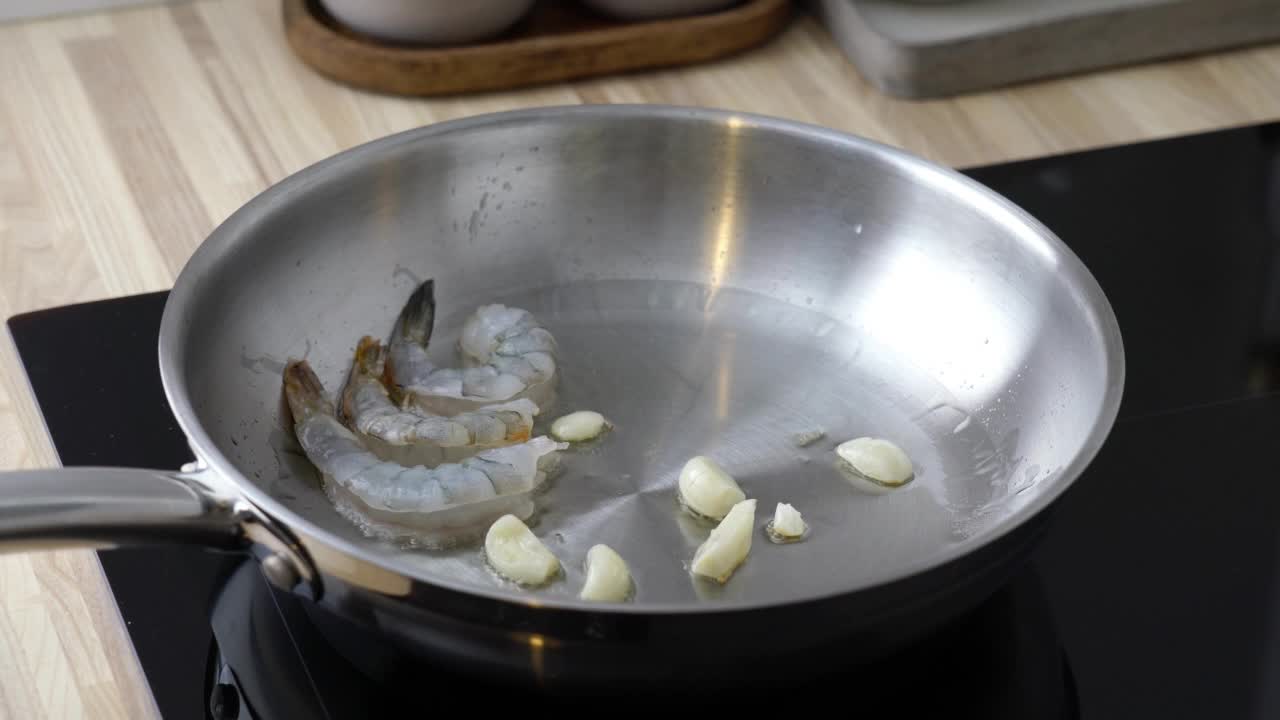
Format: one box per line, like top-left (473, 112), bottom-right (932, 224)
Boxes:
top-left (2, 0), bottom-right (1279, 716)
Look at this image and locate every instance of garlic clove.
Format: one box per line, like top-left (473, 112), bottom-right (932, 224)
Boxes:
top-left (690, 498), bottom-right (756, 583)
top-left (484, 514), bottom-right (560, 586)
top-left (790, 429), bottom-right (826, 448)
top-left (677, 455), bottom-right (746, 521)
top-left (835, 437), bottom-right (914, 489)
top-left (767, 502), bottom-right (808, 542)
top-left (579, 544), bottom-right (633, 602)
top-left (550, 410), bottom-right (611, 442)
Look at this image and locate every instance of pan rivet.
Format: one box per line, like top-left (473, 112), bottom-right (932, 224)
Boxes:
top-left (262, 554), bottom-right (300, 591)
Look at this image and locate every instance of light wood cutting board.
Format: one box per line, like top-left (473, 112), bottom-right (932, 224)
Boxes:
top-left (811, 0), bottom-right (1280, 98)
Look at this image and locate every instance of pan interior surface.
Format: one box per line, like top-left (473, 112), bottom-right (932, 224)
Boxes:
top-left (164, 106), bottom-right (1122, 612)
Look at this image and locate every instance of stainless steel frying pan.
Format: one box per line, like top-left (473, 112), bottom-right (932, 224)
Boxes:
top-left (0, 105), bottom-right (1123, 691)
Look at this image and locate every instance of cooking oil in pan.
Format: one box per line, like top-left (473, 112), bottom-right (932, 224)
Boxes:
top-left (319, 277), bottom-right (1026, 607)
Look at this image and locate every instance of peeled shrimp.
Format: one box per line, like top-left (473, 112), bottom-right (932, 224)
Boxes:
top-left (340, 336), bottom-right (537, 466)
top-left (386, 280), bottom-right (557, 416)
top-left (284, 359), bottom-right (566, 543)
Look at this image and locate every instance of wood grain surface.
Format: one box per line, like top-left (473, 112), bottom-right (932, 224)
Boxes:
top-left (814, 0), bottom-right (1280, 99)
top-left (284, 0), bottom-right (793, 96)
top-left (2, 1), bottom-right (1280, 717)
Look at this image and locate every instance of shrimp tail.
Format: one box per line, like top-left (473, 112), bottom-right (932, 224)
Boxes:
top-left (386, 279), bottom-right (435, 394)
top-left (391, 279), bottom-right (435, 349)
top-left (284, 359), bottom-right (334, 424)
top-left (354, 335), bottom-right (386, 375)
top-left (340, 336), bottom-right (385, 426)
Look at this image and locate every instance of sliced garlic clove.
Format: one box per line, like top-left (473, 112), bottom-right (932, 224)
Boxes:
top-left (767, 502), bottom-right (807, 542)
top-left (835, 437), bottom-right (914, 489)
top-left (691, 498), bottom-right (756, 583)
top-left (677, 456), bottom-right (746, 521)
top-left (579, 544), bottom-right (633, 602)
top-left (484, 514), bottom-right (560, 586)
top-left (790, 429), bottom-right (826, 448)
top-left (550, 410), bottom-right (611, 442)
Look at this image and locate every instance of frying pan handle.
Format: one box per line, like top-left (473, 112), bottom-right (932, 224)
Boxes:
top-left (0, 467), bottom-right (321, 597)
top-left (0, 467), bottom-right (240, 548)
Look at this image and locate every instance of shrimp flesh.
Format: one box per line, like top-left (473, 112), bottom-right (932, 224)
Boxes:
top-left (340, 336), bottom-right (537, 467)
top-left (284, 358), bottom-right (566, 545)
top-left (386, 280), bottom-right (557, 416)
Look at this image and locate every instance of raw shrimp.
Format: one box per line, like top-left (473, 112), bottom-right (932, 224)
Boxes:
top-left (340, 336), bottom-right (538, 467)
top-left (284, 358), bottom-right (566, 545)
top-left (385, 280), bottom-right (558, 416)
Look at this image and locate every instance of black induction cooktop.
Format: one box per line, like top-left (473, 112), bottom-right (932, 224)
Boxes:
top-left (10, 120), bottom-right (1280, 719)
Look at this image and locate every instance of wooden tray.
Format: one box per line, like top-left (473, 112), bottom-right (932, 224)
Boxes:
top-left (283, 0), bottom-right (793, 96)
top-left (812, 0), bottom-right (1280, 99)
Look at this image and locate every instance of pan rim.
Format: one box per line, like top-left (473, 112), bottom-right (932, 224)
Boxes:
top-left (157, 103), bottom-right (1125, 615)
